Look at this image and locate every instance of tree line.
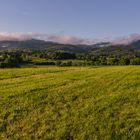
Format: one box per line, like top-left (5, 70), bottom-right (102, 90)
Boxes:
top-left (1, 50), bottom-right (140, 68)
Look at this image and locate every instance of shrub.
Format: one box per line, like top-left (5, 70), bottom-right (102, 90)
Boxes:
top-left (130, 58), bottom-right (140, 65)
top-left (56, 61), bottom-right (62, 66)
top-left (35, 61), bottom-right (55, 65)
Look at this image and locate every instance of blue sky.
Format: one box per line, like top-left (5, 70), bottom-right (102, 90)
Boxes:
top-left (0, 0), bottom-right (140, 43)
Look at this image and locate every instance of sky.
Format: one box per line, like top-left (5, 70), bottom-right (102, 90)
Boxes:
top-left (0, 0), bottom-right (140, 44)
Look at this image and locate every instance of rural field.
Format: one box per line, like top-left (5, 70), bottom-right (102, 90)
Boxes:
top-left (0, 66), bottom-right (140, 139)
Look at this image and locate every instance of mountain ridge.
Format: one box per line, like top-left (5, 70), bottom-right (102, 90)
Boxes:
top-left (0, 39), bottom-right (110, 53)
top-left (0, 39), bottom-right (140, 55)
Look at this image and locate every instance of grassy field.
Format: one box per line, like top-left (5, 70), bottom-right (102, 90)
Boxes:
top-left (0, 66), bottom-right (140, 139)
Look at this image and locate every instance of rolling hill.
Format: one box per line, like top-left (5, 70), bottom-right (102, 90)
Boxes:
top-left (1, 39), bottom-right (140, 56)
top-left (0, 39), bottom-right (96, 53)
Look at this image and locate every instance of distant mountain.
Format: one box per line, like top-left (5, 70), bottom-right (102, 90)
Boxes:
top-left (0, 39), bottom-right (56, 50)
top-left (90, 45), bottom-right (135, 57)
top-left (0, 39), bottom-right (110, 53)
top-left (1, 38), bottom-right (140, 56)
top-left (89, 40), bottom-right (140, 57)
top-left (128, 40), bottom-right (140, 50)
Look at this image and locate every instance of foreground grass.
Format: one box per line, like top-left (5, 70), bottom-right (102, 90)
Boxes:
top-left (0, 66), bottom-right (140, 139)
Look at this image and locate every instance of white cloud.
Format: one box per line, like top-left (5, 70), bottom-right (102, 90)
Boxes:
top-left (47, 34), bottom-right (99, 44)
top-left (112, 34), bottom-right (140, 45)
top-left (0, 32), bottom-right (100, 44)
top-left (0, 32), bottom-right (41, 41)
top-left (0, 32), bottom-right (140, 45)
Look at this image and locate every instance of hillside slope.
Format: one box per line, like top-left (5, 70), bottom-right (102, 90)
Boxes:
top-left (0, 39), bottom-right (96, 53)
top-left (1, 39), bottom-right (140, 56)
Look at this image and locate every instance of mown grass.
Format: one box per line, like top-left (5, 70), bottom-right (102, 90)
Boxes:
top-left (0, 66), bottom-right (140, 139)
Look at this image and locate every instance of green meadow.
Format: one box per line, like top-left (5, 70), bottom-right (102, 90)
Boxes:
top-left (0, 66), bottom-right (140, 139)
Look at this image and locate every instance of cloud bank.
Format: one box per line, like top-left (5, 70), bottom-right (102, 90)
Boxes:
top-left (0, 32), bottom-right (140, 45)
top-left (0, 32), bottom-right (99, 44)
top-left (112, 34), bottom-right (140, 45)
top-left (47, 34), bottom-right (100, 44)
top-left (0, 32), bottom-right (41, 41)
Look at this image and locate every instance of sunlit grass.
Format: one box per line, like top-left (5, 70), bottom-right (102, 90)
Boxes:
top-left (0, 66), bottom-right (140, 139)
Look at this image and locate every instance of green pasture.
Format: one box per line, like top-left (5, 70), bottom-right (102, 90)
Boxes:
top-left (0, 66), bottom-right (140, 139)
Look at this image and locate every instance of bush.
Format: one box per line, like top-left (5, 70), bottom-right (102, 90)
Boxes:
top-left (118, 58), bottom-right (130, 65)
top-left (35, 61), bottom-right (55, 65)
top-left (107, 58), bottom-right (119, 65)
top-left (56, 61), bottom-right (62, 66)
top-left (60, 61), bottom-right (73, 67)
top-left (130, 58), bottom-right (140, 65)
top-left (66, 61), bottom-right (72, 66)
top-left (0, 52), bottom-right (23, 68)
